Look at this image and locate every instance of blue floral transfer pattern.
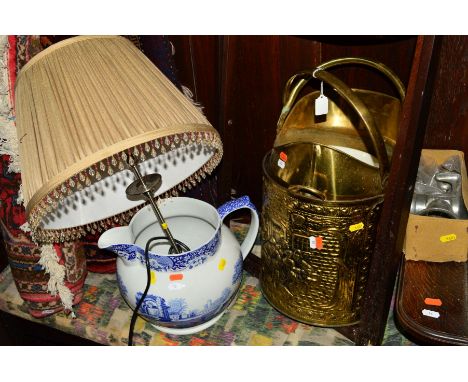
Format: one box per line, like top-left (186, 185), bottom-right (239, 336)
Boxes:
top-left (217, 196), bottom-right (257, 220)
top-left (105, 196), bottom-right (256, 272)
top-left (105, 230), bottom-right (220, 272)
top-left (135, 287), bottom-right (235, 328)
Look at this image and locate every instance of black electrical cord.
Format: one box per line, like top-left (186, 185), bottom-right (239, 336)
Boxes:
top-left (127, 237), bottom-right (190, 346)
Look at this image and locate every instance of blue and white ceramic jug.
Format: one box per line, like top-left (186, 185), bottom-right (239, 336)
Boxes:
top-left (98, 196), bottom-right (259, 335)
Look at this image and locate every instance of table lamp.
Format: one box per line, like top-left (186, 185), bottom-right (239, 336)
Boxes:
top-left (14, 35), bottom-right (223, 312)
top-left (15, 35), bottom-right (223, 243)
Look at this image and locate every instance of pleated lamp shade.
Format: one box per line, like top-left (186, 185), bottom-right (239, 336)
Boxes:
top-left (15, 36), bottom-right (223, 243)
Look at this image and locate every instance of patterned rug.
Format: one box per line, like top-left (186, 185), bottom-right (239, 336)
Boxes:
top-left (0, 263), bottom-right (414, 345)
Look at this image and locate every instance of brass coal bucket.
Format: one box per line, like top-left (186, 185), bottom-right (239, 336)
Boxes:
top-left (260, 58), bottom-right (405, 326)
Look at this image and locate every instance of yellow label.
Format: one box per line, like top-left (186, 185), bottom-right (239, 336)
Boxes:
top-left (161, 222), bottom-right (168, 230)
top-left (349, 222), bottom-right (364, 232)
top-left (218, 258), bottom-right (226, 271)
top-left (440, 234), bottom-right (456, 243)
top-left (150, 271), bottom-right (156, 285)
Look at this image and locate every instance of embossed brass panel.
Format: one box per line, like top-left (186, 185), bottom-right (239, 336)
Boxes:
top-left (260, 58), bottom-right (404, 326)
top-left (261, 148), bottom-right (383, 326)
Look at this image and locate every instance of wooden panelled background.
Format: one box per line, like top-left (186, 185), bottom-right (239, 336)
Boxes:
top-left (423, 35), bottom-right (468, 151)
top-left (170, 36), bottom-right (419, 208)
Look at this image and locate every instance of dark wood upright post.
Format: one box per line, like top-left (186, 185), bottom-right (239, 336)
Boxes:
top-left (347, 36), bottom-right (441, 345)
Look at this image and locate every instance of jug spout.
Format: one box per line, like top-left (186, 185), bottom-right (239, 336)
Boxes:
top-left (98, 226), bottom-right (134, 255)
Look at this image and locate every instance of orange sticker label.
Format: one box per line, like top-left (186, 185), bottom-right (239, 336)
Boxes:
top-left (279, 152), bottom-right (288, 162)
top-left (169, 274), bottom-right (183, 281)
top-left (424, 298), bottom-right (442, 306)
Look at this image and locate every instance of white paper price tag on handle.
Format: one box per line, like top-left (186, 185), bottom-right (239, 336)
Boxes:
top-left (315, 81), bottom-right (328, 116)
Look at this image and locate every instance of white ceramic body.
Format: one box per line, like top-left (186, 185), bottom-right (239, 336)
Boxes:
top-left (98, 196), bottom-right (258, 334)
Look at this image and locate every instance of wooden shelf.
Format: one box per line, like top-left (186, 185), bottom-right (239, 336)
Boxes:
top-left (0, 259), bottom-right (415, 346)
top-left (395, 259), bottom-right (468, 345)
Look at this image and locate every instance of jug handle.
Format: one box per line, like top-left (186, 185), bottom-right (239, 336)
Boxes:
top-left (217, 196), bottom-right (260, 260)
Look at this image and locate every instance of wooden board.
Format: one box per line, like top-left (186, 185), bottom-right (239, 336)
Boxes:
top-left (395, 260), bottom-right (468, 345)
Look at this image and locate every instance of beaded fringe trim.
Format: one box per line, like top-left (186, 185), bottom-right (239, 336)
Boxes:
top-left (29, 130), bottom-right (223, 243)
